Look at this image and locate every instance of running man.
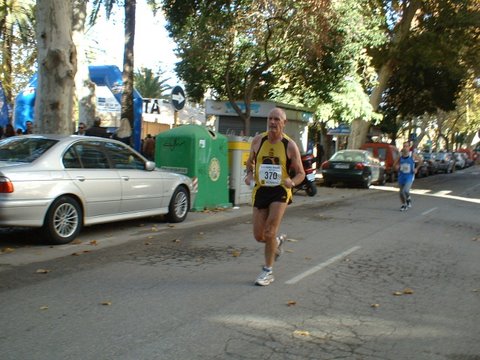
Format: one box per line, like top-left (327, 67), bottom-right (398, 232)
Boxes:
top-left (244, 107), bottom-right (305, 286)
top-left (394, 141), bottom-right (419, 211)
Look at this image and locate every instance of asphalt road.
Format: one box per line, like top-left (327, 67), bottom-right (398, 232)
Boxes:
top-left (0, 166), bottom-right (479, 360)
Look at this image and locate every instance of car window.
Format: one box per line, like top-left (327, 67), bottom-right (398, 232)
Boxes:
top-left (63, 147), bottom-right (82, 168)
top-left (104, 141), bottom-right (145, 170)
top-left (67, 142), bottom-right (110, 169)
top-left (377, 148), bottom-right (387, 160)
top-left (0, 137), bottom-right (58, 162)
top-left (363, 147), bottom-right (374, 156)
top-left (353, 154), bottom-right (364, 162)
top-left (331, 153), bottom-right (345, 161)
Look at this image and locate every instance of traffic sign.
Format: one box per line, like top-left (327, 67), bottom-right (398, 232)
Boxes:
top-left (171, 86), bottom-right (186, 111)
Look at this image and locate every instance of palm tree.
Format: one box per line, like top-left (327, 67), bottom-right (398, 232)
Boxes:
top-left (134, 67), bottom-right (171, 99)
top-left (0, 0), bottom-right (36, 108)
top-left (90, 0), bottom-right (140, 138)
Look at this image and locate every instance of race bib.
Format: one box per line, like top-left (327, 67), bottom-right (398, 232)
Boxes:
top-left (400, 163), bottom-right (411, 174)
top-left (259, 164), bottom-right (282, 186)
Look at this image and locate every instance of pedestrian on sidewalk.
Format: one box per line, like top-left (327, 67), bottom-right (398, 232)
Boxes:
top-left (244, 107), bottom-right (305, 286)
top-left (394, 141), bottom-right (419, 211)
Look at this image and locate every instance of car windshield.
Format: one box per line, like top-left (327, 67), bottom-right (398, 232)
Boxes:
top-left (0, 137), bottom-right (58, 163)
top-left (331, 151), bottom-right (365, 162)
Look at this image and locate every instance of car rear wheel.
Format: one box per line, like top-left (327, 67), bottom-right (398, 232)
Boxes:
top-left (42, 196), bottom-right (82, 245)
top-left (362, 174), bottom-right (372, 189)
top-left (166, 186), bottom-right (189, 223)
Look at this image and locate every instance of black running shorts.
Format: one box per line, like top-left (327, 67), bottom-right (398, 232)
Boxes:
top-left (253, 186), bottom-right (291, 209)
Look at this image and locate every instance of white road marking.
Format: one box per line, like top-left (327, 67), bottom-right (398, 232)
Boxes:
top-left (285, 246), bottom-right (361, 285)
top-left (421, 207), bottom-right (438, 216)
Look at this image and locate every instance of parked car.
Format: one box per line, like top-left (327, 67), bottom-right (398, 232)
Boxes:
top-left (456, 149), bottom-right (475, 167)
top-left (421, 152), bottom-right (438, 175)
top-left (321, 149), bottom-right (386, 189)
top-left (0, 135), bottom-right (197, 245)
top-left (359, 142), bottom-right (399, 182)
top-left (434, 152), bottom-right (455, 173)
top-left (453, 152), bottom-right (466, 170)
top-left (414, 152), bottom-right (429, 178)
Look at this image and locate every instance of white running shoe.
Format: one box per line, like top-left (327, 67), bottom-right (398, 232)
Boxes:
top-left (255, 266), bottom-right (274, 286)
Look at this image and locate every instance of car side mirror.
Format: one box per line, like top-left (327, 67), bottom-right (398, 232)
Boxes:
top-left (145, 161), bottom-right (156, 171)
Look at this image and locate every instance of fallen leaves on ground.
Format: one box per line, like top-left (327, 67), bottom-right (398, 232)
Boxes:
top-left (39, 305), bottom-right (49, 310)
top-left (100, 301), bottom-right (112, 306)
top-left (71, 250), bottom-right (91, 256)
top-left (371, 303), bottom-right (380, 308)
top-left (1, 247), bottom-right (15, 254)
top-left (393, 288), bottom-right (414, 296)
top-left (287, 300), bottom-right (297, 307)
top-left (89, 240), bottom-right (98, 246)
top-left (36, 269), bottom-right (51, 274)
top-left (287, 238), bottom-right (298, 242)
top-left (172, 239), bottom-right (181, 243)
top-left (231, 250), bottom-right (241, 257)
top-left (293, 330), bottom-right (310, 337)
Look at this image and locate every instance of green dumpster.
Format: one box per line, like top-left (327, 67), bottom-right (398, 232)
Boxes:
top-left (155, 124), bottom-right (231, 211)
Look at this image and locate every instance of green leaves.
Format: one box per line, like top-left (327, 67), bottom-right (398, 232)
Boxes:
top-left (134, 67), bottom-right (172, 99)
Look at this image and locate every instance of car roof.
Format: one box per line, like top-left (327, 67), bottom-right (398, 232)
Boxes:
top-left (360, 142), bottom-right (396, 148)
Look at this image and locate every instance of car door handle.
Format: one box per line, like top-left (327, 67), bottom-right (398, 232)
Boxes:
top-left (75, 176), bottom-right (86, 182)
top-left (121, 176), bottom-right (130, 181)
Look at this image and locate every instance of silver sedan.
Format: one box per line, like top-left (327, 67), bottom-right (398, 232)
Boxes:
top-left (0, 135), bottom-right (197, 244)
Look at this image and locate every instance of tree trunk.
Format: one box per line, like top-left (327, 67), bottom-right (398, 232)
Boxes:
top-left (2, 24), bottom-right (13, 110)
top-left (347, 118), bottom-right (370, 149)
top-left (72, 0), bottom-right (96, 128)
top-left (121, 0), bottom-right (136, 144)
top-left (35, 0), bottom-right (77, 134)
top-left (348, 0), bottom-right (422, 148)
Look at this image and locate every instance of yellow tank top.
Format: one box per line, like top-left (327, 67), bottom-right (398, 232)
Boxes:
top-left (253, 133), bottom-right (293, 201)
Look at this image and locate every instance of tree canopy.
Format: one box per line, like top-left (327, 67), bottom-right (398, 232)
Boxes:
top-left (162, 0), bottom-right (479, 149)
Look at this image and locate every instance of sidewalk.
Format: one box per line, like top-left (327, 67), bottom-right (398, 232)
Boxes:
top-left (184, 182), bottom-right (365, 228)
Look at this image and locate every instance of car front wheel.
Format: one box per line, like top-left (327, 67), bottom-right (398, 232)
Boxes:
top-left (166, 186), bottom-right (190, 223)
top-left (42, 196), bottom-right (82, 245)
